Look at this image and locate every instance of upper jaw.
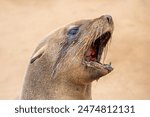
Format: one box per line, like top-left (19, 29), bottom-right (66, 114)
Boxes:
top-left (83, 31), bottom-right (113, 75)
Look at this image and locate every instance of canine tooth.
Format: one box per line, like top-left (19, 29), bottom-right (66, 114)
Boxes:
top-left (109, 62), bottom-right (111, 66)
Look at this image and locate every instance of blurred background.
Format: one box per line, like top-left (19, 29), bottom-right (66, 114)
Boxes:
top-left (0, 0), bottom-right (150, 99)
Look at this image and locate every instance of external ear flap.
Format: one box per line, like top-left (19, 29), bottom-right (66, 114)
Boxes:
top-left (30, 45), bottom-right (46, 64)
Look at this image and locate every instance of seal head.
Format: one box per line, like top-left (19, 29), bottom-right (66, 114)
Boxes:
top-left (49, 15), bottom-right (114, 84)
top-left (21, 15), bottom-right (114, 99)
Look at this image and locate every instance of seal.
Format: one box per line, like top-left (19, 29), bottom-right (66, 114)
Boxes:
top-left (20, 15), bottom-right (114, 100)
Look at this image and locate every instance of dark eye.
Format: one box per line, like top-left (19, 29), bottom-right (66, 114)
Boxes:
top-left (67, 27), bottom-right (79, 36)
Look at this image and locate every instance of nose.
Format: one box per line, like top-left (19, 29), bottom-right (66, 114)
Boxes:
top-left (101, 15), bottom-right (113, 24)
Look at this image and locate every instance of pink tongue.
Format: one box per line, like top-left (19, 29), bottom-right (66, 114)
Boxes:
top-left (85, 48), bottom-right (96, 56)
top-left (85, 48), bottom-right (97, 61)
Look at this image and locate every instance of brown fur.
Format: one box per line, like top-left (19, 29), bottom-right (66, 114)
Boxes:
top-left (20, 15), bottom-right (114, 100)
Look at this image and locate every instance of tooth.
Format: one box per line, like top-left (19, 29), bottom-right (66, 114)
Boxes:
top-left (109, 62), bottom-right (111, 66)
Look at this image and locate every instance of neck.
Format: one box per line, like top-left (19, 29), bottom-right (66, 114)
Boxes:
top-left (48, 78), bottom-right (92, 100)
top-left (21, 72), bottom-right (92, 100)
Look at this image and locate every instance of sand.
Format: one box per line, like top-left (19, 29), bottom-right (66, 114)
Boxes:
top-left (0, 0), bottom-right (150, 99)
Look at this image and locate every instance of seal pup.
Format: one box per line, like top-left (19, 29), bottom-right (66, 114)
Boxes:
top-left (21, 15), bottom-right (114, 100)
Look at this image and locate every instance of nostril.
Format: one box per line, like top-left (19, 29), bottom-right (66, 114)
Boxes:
top-left (107, 17), bottom-right (110, 22)
top-left (105, 15), bottom-right (112, 24)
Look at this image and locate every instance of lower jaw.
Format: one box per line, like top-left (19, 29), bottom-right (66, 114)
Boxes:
top-left (83, 60), bottom-right (113, 76)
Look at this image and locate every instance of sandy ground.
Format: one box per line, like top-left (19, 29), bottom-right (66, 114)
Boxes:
top-left (0, 0), bottom-right (150, 99)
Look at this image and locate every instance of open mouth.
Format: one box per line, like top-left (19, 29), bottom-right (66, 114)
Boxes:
top-left (84, 31), bottom-right (113, 73)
